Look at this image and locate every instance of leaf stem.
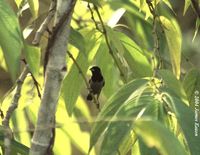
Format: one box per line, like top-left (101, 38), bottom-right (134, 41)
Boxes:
top-left (146, 0), bottom-right (162, 74)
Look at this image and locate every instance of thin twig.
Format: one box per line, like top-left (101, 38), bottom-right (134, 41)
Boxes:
top-left (2, 66), bottom-right (29, 155)
top-left (21, 59), bottom-right (42, 99)
top-left (87, 3), bottom-right (103, 33)
top-left (88, 4), bottom-right (127, 83)
top-left (67, 51), bottom-right (100, 109)
top-left (32, 0), bottom-right (56, 45)
top-left (146, 0), bottom-right (162, 75)
top-left (30, 73), bottom-right (42, 99)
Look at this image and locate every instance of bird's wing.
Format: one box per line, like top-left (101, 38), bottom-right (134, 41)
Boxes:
top-left (103, 79), bottom-right (105, 86)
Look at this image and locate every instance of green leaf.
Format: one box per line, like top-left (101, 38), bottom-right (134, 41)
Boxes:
top-left (160, 16), bottom-right (182, 79)
top-left (163, 90), bottom-right (200, 155)
top-left (162, 0), bottom-right (175, 13)
top-left (27, 0), bottom-right (39, 19)
top-left (89, 79), bottom-right (149, 152)
top-left (62, 30), bottom-right (102, 115)
top-left (106, 26), bottom-right (125, 56)
top-left (11, 110), bottom-right (31, 148)
top-left (0, 0), bottom-right (24, 81)
top-left (117, 31), bottom-right (153, 78)
top-left (24, 44), bottom-right (41, 77)
top-left (96, 40), bottom-right (120, 97)
top-left (183, 0), bottom-right (191, 15)
top-left (106, 27), bottom-right (128, 80)
top-left (157, 70), bottom-right (188, 103)
top-left (69, 27), bottom-right (85, 53)
top-left (138, 137), bottom-right (158, 155)
top-left (183, 69), bottom-right (200, 108)
top-left (62, 52), bottom-right (88, 116)
top-left (133, 119), bottom-right (188, 155)
top-left (119, 132), bottom-right (137, 155)
top-left (99, 96), bottom-right (159, 155)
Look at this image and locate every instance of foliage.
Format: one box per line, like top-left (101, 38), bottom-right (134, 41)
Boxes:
top-left (0, 0), bottom-right (200, 155)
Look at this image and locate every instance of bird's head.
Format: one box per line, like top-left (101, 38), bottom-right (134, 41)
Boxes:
top-left (90, 66), bottom-right (101, 74)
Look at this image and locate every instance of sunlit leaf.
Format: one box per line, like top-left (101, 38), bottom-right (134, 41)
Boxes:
top-left (56, 99), bottom-right (95, 155)
top-left (15, 0), bottom-right (23, 8)
top-left (0, 0), bottom-right (24, 81)
top-left (53, 128), bottom-right (71, 155)
top-left (23, 26), bottom-right (34, 39)
top-left (192, 18), bottom-right (200, 41)
top-left (117, 31), bottom-right (152, 78)
top-left (139, 0), bottom-right (145, 8)
top-left (27, 0), bottom-right (39, 19)
top-left (107, 8), bottom-right (126, 28)
top-left (0, 47), bottom-right (7, 71)
top-left (160, 16), bottom-right (182, 79)
top-left (183, 0), bottom-right (191, 15)
top-left (69, 27), bottom-right (85, 53)
top-left (11, 110), bottom-right (31, 147)
top-left (134, 119), bottom-right (188, 155)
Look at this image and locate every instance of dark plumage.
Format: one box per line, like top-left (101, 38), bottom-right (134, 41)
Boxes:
top-left (87, 66), bottom-right (105, 101)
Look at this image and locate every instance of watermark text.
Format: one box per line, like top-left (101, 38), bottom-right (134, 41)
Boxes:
top-left (194, 90), bottom-right (199, 137)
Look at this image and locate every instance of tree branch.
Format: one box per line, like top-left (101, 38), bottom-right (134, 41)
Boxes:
top-left (2, 66), bottom-right (29, 155)
top-left (29, 0), bottom-right (76, 154)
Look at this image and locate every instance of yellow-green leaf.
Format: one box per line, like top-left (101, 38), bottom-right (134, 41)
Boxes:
top-left (160, 16), bottom-right (182, 79)
top-left (183, 0), bottom-right (191, 15)
top-left (27, 0), bottom-right (39, 19)
top-left (134, 119), bottom-right (188, 155)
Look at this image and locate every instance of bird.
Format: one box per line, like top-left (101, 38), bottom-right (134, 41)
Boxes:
top-left (87, 66), bottom-right (105, 101)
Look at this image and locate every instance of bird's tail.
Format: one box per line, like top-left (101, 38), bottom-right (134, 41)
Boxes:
top-left (87, 93), bottom-right (93, 100)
